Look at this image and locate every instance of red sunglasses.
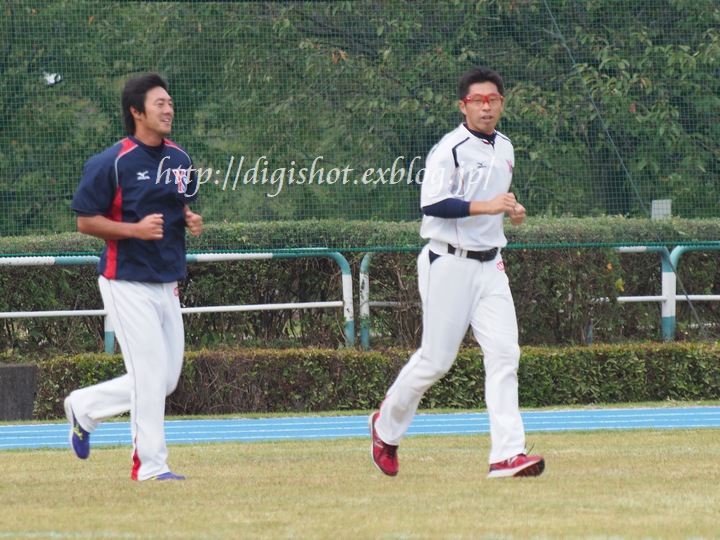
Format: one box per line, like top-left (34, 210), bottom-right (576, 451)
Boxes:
top-left (462, 93), bottom-right (504, 106)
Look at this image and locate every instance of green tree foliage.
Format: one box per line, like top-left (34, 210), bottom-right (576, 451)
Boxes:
top-left (0, 0), bottom-right (718, 244)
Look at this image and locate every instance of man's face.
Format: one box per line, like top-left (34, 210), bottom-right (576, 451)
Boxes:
top-left (458, 81), bottom-right (504, 135)
top-left (134, 86), bottom-right (174, 138)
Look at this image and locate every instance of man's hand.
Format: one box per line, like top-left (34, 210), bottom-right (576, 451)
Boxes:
top-left (468, 192), bottom-right (526, 224)
top-left (472, 192), bottom-right (518, 215)
top-left (509, 202), bottom-right (526, 225)
top-left (184, 205), bottom-right (203, 237)
top-left (135, 213), bottom-right (164, 240)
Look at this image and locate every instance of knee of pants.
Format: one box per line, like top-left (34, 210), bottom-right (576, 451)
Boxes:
top-left (165, 359), bottom-right (184, 396)
top-left (165, 378), bottom-right (179, 396)
top-left (483, 344), bottom-right (521, 373)
top-left (480, 335), bottom-right (519, 357)
top-left (165, 369), bottom-right (183, 395)
top-left (502, 343), bottom-right (521, 364)
top-left (417, 353), bottom-right (456, 386)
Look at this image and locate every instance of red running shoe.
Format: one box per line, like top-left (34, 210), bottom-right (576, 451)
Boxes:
top-left (488, 454), bottom-right (545, 478)
top-left (369, 412), bottom-right (398, 477)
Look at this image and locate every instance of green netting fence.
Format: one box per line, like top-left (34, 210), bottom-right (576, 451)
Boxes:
top-left (1, 0), bottom-right (719, 253)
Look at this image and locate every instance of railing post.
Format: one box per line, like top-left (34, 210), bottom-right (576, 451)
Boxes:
top-left (659, 247), bottom-right (676, 342)
top-left (666, 244), bottom-right (720, 342)
top-left (359, 253), bottom-right (373, 349)
top-left (617, 246), bottom-right (675, 342)
top-left (104, 315), bottom-right (116, 355)
top-left (325, 252), bottom-right (355, 347)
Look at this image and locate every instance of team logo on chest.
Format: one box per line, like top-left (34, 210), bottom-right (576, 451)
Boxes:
top-left (172, 167), bottom-right (189, 193)
top-left (156, 155), bottom-right (191, 194)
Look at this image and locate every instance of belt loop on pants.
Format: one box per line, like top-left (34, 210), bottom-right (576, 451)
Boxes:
top-left (447, 244), bottom-right (498, 262)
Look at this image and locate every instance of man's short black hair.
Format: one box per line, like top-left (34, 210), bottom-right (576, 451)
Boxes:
top-left (458, 67), bottom-right (505, 100)
top-left (121, 73), bottom-right (169, 136)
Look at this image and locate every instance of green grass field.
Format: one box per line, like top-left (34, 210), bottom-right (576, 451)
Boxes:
top-left (1, 415), bottom-right (720, 540)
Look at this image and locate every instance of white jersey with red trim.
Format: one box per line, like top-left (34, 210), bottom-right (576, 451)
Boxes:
top-left (420, 123), bottom-right (514, 251)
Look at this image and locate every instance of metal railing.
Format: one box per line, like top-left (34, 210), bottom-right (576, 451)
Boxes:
top-left (358, 245), bottom-right (720, 348)
top-left (0, 250), bottom-right (355, 351)
top-left (3, 244), bottom-right (718, 350)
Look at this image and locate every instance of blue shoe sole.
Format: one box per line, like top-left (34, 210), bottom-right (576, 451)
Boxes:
top-left (152, 472), bottom-right (186, 481)
top-left (63, 398), bottom-right (90, 460)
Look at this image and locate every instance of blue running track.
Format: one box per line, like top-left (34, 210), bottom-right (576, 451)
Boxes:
top-left (2, 406), bottom-right (719, 451)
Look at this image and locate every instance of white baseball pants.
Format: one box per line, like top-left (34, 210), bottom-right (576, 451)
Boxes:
top-left (66, 277), bottom-right (185, 480)
top-left (375, 245), bottom-right (527, 464)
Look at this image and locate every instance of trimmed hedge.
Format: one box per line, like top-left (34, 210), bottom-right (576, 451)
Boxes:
top-left (2, 217), bottom-right (720, 256)
top-left (35, 342), bottom-right (720, 420)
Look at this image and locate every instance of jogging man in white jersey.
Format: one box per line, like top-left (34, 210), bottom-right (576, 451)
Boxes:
top-left (64, 73), bottom-right (203, 481)
top-left (370, 66), bottom-right (544, 478)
